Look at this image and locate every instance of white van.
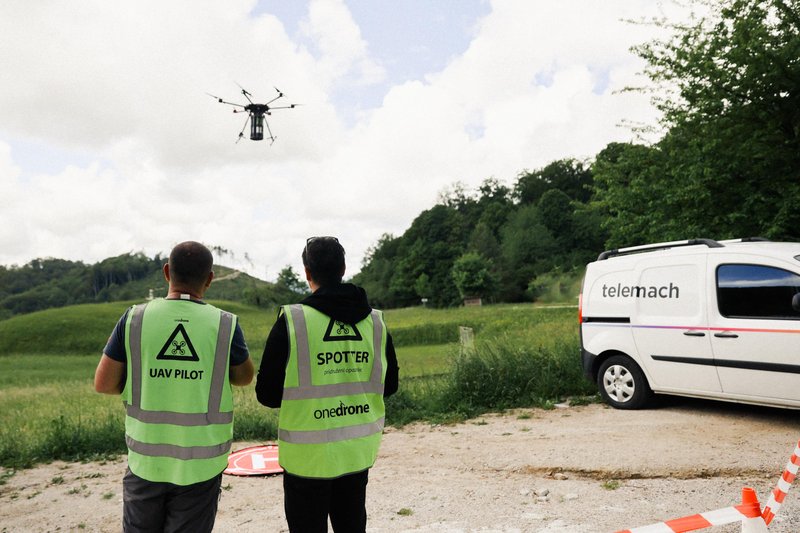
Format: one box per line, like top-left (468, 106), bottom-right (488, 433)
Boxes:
top-left (580, 238), bottom-right (800, 409)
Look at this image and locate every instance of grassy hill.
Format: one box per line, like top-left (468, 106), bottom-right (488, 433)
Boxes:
top-left (0, 299), bottom-right (274, 356)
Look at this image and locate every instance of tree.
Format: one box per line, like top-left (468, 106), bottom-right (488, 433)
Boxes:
top-left (537, 189), bottom-right (574, 247)
top-left (451, 253), bottom-right (497, 300)
top-left (605, 0), bottom-right (800, 242)
top-left (413, 273), bottom-right (431, 300)
top-left (276, 266), bottom-right (308, 295)
top-left (386, 205), bottom-right (468, 307)
top-left (468, 222), bottom-right (501, 261)
top-left (514, 159), bottom-right (593, 205)
top-left (498, 204), bottom-right (558, 301)
top-left (591, 142), bottom-right (671, 247)
top-left (351, 234), bottom-right (401, 308)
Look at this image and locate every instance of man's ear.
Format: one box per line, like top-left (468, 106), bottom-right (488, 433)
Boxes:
top-left (341, 264), bottom-right (346, 278)
top-left (163, 263), bottom-right (171, 282)
top-left (205, 271), bottom-right (214, 289)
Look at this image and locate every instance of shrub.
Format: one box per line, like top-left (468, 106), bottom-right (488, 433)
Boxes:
top-left (439, 336), bottom-right (593, 417)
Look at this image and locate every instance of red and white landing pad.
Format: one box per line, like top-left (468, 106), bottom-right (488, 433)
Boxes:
top-left (224, 444), bottom-right (283, 476)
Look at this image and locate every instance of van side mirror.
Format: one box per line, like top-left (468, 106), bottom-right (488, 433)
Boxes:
top-left (793, 293), bottom-right (800, 312)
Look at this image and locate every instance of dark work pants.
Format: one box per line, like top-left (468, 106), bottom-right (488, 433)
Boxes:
top-left (283, 469), bottom-right (369, 533)
top-left (122, 468), bottom-right (222, 533)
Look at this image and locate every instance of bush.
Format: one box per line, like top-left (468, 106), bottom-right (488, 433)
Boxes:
top-left (527, 268), bottom-right (584, 304)
top-left (438, 336), bottom-right (594, 417)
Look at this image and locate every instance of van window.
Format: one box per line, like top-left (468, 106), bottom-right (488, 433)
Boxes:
top-left (716, 264), bottom-right (800, 319)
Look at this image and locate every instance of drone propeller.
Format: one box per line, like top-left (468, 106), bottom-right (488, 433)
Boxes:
top-left (236, 82), bottom-right (254, 104)
top-left (207, 93), bottom-right (246, 109)
top-left (265, 91), bottom-right (284, 106)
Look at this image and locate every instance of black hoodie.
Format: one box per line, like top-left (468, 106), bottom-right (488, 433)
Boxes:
top-left (255, 283), bottom-right (399, 408)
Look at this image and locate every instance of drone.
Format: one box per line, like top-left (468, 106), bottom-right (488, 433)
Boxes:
top-left (208, 85), bottom-right (298, 144)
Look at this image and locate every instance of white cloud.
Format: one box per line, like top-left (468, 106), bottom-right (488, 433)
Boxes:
top-left (300, 0), bottom-right (386, 87)
top-left (0, 0), bottom-right (685, 279)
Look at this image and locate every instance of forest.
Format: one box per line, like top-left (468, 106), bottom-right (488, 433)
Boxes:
top-left (352, 0), bottom-right (800, 307)
top-left (2, 0), bottom-right (799, 314)
top-left (0, 253), bottom-right (307, 320)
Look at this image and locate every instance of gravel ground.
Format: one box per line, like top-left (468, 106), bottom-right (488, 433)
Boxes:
top-left (1, 398), bottom-right (798, 532)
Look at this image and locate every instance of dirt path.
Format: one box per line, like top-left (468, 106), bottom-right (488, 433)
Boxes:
top-left (1, 399), bottom-right (798, 532)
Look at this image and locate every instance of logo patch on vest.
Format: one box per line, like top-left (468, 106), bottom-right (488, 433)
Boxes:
top-left (156, 324), bottom-right (200, 361)
top-left (322, 319), bottom-right (362, 341)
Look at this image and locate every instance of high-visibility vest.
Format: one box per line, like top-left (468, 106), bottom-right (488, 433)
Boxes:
top-left (278, 304), bottom-right (387, 478)
top-left (123, 298), bottom-right (235, 485)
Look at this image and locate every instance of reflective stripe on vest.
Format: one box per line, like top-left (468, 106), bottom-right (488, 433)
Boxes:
top-left (125, 435), bottom-right (231, 460)
top-left (279, 418), bottom-right (385, 444)
top-left (125, 303), bottom-right (234, 426)
top-left (279, 304), bottom-right (385, 445)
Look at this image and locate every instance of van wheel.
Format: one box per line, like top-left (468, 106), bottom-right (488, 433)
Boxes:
top-left (597, 355), bottom-right (652, 409)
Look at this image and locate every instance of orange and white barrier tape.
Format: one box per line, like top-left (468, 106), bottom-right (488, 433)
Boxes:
top-left (762, 439), bottom-right (800, 525)
top-left (616, 487), bottom-right (763, 533)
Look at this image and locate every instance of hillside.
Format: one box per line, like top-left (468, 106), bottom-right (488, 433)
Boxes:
top-left (0, 299), bottom-right (273, 356)
top-left (0, 253), bottom-right (302, 320)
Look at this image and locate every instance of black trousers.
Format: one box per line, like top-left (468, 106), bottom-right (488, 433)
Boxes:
top-left (283, 469), bottom-right (369, 533)
top-left (122, 468), bottom-right (222, 533)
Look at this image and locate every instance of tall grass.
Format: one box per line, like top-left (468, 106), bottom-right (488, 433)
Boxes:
top-left (385, 321), bottom-right (595, 425)
top-left (440, 337), bottom-right (594, 416)
top-left (0, 378), bottom-right (126, 469)
top-left (386, 303), bottom-right (577, 346)
top-left (0, 301), bottom-right (590, 468)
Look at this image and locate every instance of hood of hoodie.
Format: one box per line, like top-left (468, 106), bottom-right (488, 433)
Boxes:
top-left (300, 283), bottom-right (372, 324)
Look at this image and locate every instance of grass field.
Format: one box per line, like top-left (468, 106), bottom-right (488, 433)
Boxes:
top-left (0, 300), bottom-right (591, 469)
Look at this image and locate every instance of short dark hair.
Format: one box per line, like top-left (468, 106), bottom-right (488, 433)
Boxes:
top-left (302, 237), bottom-right (345, 287)
top-left (169, 241), bottom-right (213, 288)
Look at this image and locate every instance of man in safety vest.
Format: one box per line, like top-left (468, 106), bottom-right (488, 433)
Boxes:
top-left (94, 241), bottom-right (255, 533)
top-left (256, 236), bottom-right (399, 532)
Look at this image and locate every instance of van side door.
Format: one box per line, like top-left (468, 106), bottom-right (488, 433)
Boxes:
top-left (630, 256), bottom-right (722, 394)
top-left (709, 259), bottom-right (800, 404)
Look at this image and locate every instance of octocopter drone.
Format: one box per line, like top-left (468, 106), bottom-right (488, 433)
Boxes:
top-left (208, 85), bottom-right (298, 144)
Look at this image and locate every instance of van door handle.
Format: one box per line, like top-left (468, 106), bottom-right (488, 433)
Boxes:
top-left (683, 331), bottom-right (706, 337)
top-left (714, 332), bottom-right (739, 338)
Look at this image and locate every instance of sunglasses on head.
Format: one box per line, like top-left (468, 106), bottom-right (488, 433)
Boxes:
top-left (305, 236), bottom-right (339, 257)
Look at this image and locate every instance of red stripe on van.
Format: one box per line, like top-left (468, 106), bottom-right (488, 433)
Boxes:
top-left (625, 324), bottom-right (800, 334)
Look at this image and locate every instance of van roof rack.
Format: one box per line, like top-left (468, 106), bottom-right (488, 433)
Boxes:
top-left (718, 237), bottom-right (770, 243)
top-left (598, 238), bottom-right (723, 261)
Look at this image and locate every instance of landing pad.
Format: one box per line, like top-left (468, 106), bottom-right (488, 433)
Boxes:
top-left (224, 444), bottom-right (283, 476)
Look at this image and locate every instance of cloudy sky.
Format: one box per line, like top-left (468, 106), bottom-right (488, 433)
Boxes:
top-left (0, 0), bottom-right (682, 281)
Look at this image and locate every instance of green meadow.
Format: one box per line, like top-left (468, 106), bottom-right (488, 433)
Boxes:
top-left (0, 301), bottom-right (592, 469)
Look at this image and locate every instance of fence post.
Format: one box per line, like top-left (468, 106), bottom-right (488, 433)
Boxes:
top-left (459, 326), bottom-right (475, 356)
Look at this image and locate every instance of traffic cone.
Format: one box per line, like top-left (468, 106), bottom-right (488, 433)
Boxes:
top-left (740, 488), bottom-right (768, 533)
